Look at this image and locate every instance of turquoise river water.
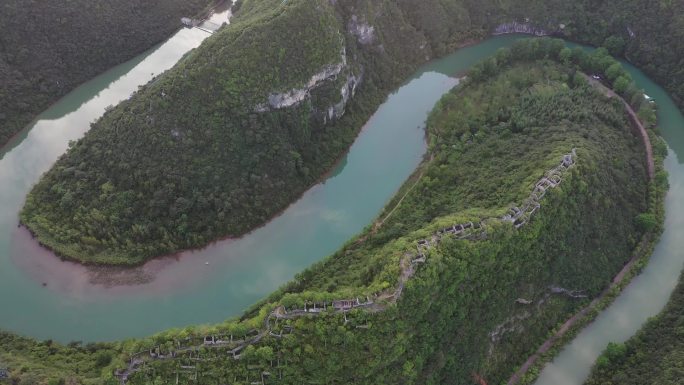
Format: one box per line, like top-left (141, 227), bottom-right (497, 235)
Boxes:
top-left (0, 29), bottom-right (683, 385)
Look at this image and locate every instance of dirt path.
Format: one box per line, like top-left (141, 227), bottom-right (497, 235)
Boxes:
top-left (375, 171), bottom-right (424, 230)
top-left (584, 74), bottom-right (655, 180)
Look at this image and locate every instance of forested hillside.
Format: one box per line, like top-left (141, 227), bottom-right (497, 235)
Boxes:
top-left (0, 0), bottom-right (215, 147)
top-left (20, 0), bottom-right (366, 265)
top-left (2, 41), bottom-right (664, 385)
top-left (525, 0), bottom-right (684, 107)
top-left (18, 0), bottom-right (489, 265)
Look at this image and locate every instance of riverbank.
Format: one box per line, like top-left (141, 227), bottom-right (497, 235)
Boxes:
top-left (582, 73), bottom-right (655, 180)
top-left (0, 30), bottom-right (476, 342)
top-left (0, 34), bottom-right (672, 349)
top-left (511, 232), bottom-right (663, 385)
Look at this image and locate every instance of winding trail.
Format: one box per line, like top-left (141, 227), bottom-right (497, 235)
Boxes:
top-left (584, 74), bottom-right (655, 180)
top-left (375, 168), bottom-right (427, 231)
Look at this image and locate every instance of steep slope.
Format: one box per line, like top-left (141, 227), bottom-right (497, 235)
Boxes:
top-left (3, 42), bottom-right (663, 385)
top-left (393, 0), bottom-right (684, 107)
top-left (0, 0), bottom-right (215, 148)
top-left (17, 0), bottom-right (463, 265)
top-left (101, 48), bottom-right (662, 385)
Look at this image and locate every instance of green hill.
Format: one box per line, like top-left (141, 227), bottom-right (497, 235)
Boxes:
top-left (20, 0), bottom-right (364, 265)
top-left (0, 0), bottom-right (216, 148)
top-left (2, 41), bottom-right (664, 385)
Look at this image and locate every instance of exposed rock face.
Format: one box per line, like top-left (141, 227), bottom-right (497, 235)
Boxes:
top-left (348, 14), bottom-right (375, 45)
top-left (255, 44), bottom-right (362, 125)
top-left (549, 286), bottom-right (587, 298)
top-left (493, 21), bottom-right (550, 36)
top-left (326, 71), bottom-right (362, 122)
top-left (255, 61), bottom-right (346, 111)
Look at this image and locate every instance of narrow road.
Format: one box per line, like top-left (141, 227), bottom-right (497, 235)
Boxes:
top-left (584, 74), bottom-right (655, 180)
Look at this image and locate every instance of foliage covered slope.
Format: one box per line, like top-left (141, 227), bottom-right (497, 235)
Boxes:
top-left (0, 0), bottom-right (215, 148)
top-left (3, 42), bottom-right (662, 385)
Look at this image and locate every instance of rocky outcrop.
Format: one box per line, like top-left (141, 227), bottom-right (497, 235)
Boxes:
top-left (254, 43), bottom-right (364, 126)
top-left (493, 21), bottom-right (551, 36)
top-left (255, 61), bottom-right (346, 112)
top-left (549, 286), bottom-right (588, 298)
top-left (325, 71), bottom-right (362, 123)
top-left (348, 14), bottom-right (375, 45)
top-left (254, 44), bottom-right (362, 122)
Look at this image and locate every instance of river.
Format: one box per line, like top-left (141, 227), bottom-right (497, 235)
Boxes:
top-left (0, 22), bottom-right (524, 342)
top-left (1, 29), bottom-right (683, 384)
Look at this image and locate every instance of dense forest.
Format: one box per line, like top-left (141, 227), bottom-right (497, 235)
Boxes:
top-left (6, 0), bottom-right (684, 381)
top-left (585, 278), bottom-right (684, 385)
top-left (0, 0), bottom-right (215, 148)
top-left (1, 40), bottom-right (665, 385)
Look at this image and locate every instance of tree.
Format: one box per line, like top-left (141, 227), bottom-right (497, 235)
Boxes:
top-left (605, 62), bottom-right (624, 82)
top-left (256, 346), bottom-right (275, 363)
top-left (495, 48), bottom-right (512, 66)
top-left (572, 72), bottom-right (588, 88)
top-left (603, 36), bottom-right (626, 56)
top-left (636, 213), bottom-right (657, 232)
top-left (589, 48), bottom-right (615, 73)
top-left (559, 47), bottom-right (572, 64)
top-left (604, 342), bottom-right (627, 363)
top-left (613, 76), bottom-right (631, 95)
top-left (571, 47), bottom-right (589, 68)
top-left (638, 104), bottom-right (657, 129)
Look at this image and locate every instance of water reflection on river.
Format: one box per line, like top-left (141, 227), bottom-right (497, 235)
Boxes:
top-left (1, 22), bottom-right (524, 342)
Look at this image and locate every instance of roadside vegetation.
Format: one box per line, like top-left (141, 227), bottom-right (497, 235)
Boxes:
top-left (2, 39), bottom-right (664, 385)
